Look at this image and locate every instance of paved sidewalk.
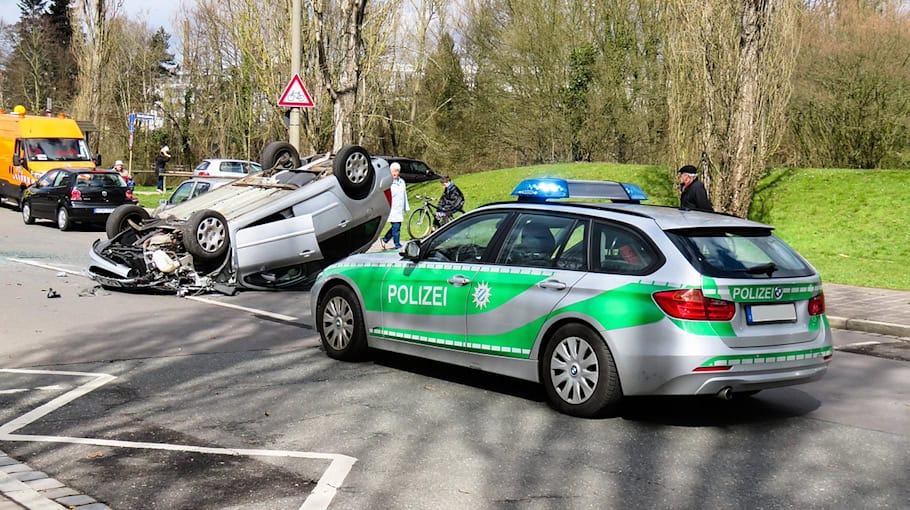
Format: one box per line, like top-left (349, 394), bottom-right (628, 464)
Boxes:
top-left (824, 283), bottom-right (910, 338)
top-left (0, 494), bottom-right (25, 510)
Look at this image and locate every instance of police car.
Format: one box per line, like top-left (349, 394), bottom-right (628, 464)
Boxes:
top-left (311, 178), bottom-right (832, 417)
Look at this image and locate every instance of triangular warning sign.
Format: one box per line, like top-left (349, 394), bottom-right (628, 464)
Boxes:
top-left (278, 74), bottom-right (315, 108)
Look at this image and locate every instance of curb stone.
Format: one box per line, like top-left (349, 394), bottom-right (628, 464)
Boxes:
top-left (0, 451), bottom-right (109, 510)
top-left (828, 315), bottom-right (910, 339)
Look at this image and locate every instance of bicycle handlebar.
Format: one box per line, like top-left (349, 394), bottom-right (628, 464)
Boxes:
top-left (415, 194), bottom-right (436, 202)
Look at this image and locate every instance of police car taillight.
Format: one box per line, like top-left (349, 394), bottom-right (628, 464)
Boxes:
top-left (808, 293), bottom-right (825, 316)
top-left (653, 289), bottom-right (735, 321)
top-left (70, 188), bottom-right (82, 201)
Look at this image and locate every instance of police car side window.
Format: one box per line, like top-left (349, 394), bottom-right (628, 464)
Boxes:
top-left (497, 213), bottom-right (578, 269)
top-left (424, 212), bottom-right (508, 263)
top-left (593, 222), bottom-right (657, 275)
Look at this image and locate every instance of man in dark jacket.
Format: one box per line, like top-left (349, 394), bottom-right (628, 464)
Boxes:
top-left (155, 145), bottom-right (171, 192)
top-left (678, 165), bottom-right (713, 212)
top-left (435, 175), bottom-right (465, 226)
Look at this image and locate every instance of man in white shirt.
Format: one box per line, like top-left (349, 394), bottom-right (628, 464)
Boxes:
top-left (380, 162), bottom-right (409, 249)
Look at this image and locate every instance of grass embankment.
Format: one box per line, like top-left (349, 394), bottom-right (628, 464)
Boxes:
top-left (138, 164), bottom-right (910, 290)
top-left (408, 164), bottom-right (909, 290)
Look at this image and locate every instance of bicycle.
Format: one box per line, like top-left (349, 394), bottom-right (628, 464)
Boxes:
top-left (407, 194), bottom-right (462, 239)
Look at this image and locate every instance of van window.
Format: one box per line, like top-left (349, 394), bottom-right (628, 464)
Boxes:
top-left (25, 139), bottom-right (90, 162)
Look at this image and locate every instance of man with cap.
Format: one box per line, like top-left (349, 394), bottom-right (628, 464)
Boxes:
top-left (155, 145), bottom-right (171, 192)
top-left (113, 160), bottom-right (133, 189)
top-left (677, 164), bottom-right (713, 212)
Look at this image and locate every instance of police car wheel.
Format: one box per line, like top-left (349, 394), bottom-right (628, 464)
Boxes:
top-left (318, 285), bottom-right (368, 361)
top-left (542, 324), bottom-right (622, 418)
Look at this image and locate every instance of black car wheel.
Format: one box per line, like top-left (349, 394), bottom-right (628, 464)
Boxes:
top-left (317, 285), bottom-right (368, 361)
top-left (106, 204), bottom-right (151, 239)
top-left (181, 209), bottom-right (229, 262)
top-left (541, 323), bottom-right (622, 418)
top-left (21, 200), bottom-right (34, 224)
top-left (260, 141), bottom-right (301, 172)
top-left (56, 207), bottom-right (72, 231)
top-left (333, 145), bottom-right (374, 200)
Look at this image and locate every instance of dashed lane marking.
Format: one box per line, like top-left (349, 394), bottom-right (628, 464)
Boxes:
top-left (0, 369), bottom-right (356, 510)
top-left (7, 258), bottom-right (302, 323)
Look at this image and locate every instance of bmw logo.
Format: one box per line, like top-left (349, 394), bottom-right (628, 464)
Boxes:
top-left (774, 287), bottom-right (783, 300)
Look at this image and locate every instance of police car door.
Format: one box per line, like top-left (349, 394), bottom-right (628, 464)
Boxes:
top-left (465, 212), bottom-right (587, 358)
top-left (379, 212), bottom-right (509, 350)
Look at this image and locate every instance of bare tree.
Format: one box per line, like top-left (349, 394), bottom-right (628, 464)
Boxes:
top-left (314, 0), bottom-right (368, 151)
top-left (72, 0), bottom-right (122, 130)
top-left (667, 0), bottom-right (800, 217)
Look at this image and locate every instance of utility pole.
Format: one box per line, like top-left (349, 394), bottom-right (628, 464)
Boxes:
top-left (289, 0), bottom-right (301, 151)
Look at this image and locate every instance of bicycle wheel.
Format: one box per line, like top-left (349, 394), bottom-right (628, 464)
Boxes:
top-left (407, 207), bottom-right (434, 239)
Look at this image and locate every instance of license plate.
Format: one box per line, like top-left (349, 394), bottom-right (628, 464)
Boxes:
top-left (94, 207), bottom-right (115, 214)
top-left (746, 303), bottom-right (797, 324)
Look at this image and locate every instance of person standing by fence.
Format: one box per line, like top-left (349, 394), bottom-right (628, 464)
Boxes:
top-left (155, 145), bottom-right (171, 192)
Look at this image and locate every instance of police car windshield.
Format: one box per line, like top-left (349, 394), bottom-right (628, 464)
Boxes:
top-left (666, 228), bottom-right (814, 279)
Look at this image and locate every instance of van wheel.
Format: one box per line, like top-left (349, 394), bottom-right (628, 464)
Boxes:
top-left (21, 200), bottom-right (35, 224)
top-left (333, 145), bottom-right (374, 200)
top-left (181, 209), bottom-right (229, 262)
top-left (106, 204), bottom-right (150, 239)
top-left (57, 207), bottom-right (72, 231)
top-left (541, 324), bottom-right (622, 418)
top-left (260, 142), bottom-right (301, 172)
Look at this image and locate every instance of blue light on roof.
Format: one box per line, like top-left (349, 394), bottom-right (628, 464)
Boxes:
top-left (511, 178), bottom-right (569, 199)
top-left (621, 183), bottom-right (648, 201)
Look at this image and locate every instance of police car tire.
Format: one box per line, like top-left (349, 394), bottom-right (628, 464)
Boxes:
top-left (182, 209), bottom-right (230, 262)
top-left (106, 204), bottom-right (150, 239)
top-left (260, 141), bottom-right (301, 171)
top-left (541, 324), bottom-right (622, 418)
top-left (333, 145), bottom-right (374, 200)
top-left (21, 200), bottom-right (34, 224)
top-left (317, 285), bottom-right (368, 361)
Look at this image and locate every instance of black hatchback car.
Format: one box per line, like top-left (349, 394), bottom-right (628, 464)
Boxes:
top-left (21, 169), bottom-right (138, 230)
top-left (375, 156), bottom-right (440, 183)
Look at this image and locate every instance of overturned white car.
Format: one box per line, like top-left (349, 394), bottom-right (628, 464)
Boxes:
top-left (87, 144), bottom-right (392, 294)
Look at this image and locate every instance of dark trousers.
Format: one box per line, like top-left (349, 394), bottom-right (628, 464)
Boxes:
top-left (157, 174), bottom-right (164, 190)
top-left (382, 222), bottom-right (402, 248)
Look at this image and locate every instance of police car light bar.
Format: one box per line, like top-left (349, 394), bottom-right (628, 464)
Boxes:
top-left (511, 178), bottom-right (648, 203)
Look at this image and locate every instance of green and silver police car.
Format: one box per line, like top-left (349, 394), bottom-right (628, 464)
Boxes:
top-left (311, 178), bottom-right (832, 417)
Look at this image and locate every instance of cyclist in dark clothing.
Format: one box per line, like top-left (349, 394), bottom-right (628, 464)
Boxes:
top-left (436, 175), bottom-right (465, 224)
top-left (677, 165), bottom-right (713, 212)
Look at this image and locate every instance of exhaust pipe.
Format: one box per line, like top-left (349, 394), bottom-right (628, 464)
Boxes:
top-left (717, 387), bottom-right (734, 400)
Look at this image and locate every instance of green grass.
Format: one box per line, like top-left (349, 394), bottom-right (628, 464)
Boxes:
top-left (133, 186), bottom-right (169, 208)
top-left (406, 163), bottom-right (910, 290)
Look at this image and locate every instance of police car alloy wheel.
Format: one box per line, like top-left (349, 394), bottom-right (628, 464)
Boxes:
top-left (542, 325), bottom-right (621, 417)
top-left (318, 285), bottom-right (368, 360)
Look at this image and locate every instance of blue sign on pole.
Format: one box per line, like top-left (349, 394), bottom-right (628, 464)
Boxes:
top-left (128, 113), bottom-right (137, 133)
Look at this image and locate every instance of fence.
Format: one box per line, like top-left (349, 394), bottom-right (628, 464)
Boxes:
top-left (131, 165), bottom-right (192, 190)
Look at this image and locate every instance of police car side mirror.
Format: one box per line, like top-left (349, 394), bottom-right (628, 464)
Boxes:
top-left (403, 240), bottom-right (421, 260)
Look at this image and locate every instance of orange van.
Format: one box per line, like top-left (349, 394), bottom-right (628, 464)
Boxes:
top-left (0, 106), bottom-right (99, 209)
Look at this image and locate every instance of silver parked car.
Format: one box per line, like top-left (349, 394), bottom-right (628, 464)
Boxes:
top-left (311, 177), bottom-right (832, 417)
top-left (88, 144), bottom-right (392, 293)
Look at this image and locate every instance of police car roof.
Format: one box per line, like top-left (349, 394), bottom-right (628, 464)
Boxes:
top-left (483, 201), bottom-right (773, 231)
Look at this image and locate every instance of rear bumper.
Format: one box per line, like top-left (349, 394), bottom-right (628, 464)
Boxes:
top-left (69, 202), bottom-right (132, 222)
top-left (605, 319), bottom-right (834, 396)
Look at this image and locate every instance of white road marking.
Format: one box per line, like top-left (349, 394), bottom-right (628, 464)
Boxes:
top-left (0, 368), bottom-right (355, 510)
top-left (836, 340), bottom-right (883, 349)
top-left (7, 258), bottom-right (84, 277)
top-left (186, 295), bottom-right (299, 322)
top-left (0, 385), bottom-right (66, 395)
top-left (8, 257), bottom-right (302, 323)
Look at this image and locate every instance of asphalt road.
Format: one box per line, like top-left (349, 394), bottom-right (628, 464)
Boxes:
top-left (0, 204), bottom-right (908, 510)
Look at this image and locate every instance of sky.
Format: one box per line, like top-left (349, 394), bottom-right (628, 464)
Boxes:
top-left (0, 0), bottom-right (186, 35)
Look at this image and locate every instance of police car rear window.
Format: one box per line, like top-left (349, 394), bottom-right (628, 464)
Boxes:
top-left (666, 228), bottom-right (814, 279)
